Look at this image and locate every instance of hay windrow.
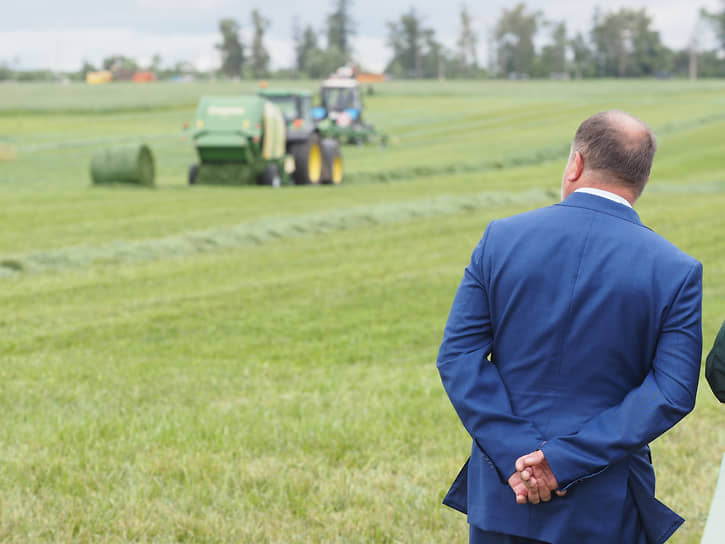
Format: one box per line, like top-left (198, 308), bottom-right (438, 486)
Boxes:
top-left (0, 188), bottom-right (558, 278)
top-left (347, 144), bottom-right (572, 183)
top-left (1, 180), bottom-right (714, 280)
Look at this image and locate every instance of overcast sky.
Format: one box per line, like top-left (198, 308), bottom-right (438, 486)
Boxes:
top-left (1, 1), bottom-right (722, 72)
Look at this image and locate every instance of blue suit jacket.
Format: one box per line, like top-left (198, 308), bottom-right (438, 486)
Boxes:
top-left (437, 192), bottom-right (702, 544)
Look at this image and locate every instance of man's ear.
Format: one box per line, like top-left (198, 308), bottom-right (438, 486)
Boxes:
top-left (566, 151), bottom-right (584, 182)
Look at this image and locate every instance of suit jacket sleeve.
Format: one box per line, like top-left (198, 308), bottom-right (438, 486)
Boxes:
top-left (705, 319), bottom-right (725, 403)
top-left (437, 225), bottom-right (545, 481)
top-left (541, 261), bottom-right (703, 489)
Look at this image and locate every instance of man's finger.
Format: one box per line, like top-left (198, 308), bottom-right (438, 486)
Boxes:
top-left (539, 485), bottom-right (552, 502)
top-left (514, 483), bottom-right (529, 504)
top-left (533, 467), bottom-right (555, 490)
top-left (508, 472), bottom-right (530, 505)
top-left (515, 457), bottom-right (526, 472)
top-left (555, 490), bottom-right (567, 497)
top-left (522, 450), bottom-right (544, 467)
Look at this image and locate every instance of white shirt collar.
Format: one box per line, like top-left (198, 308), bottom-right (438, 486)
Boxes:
top-left (574, 187), bottom-right (632, 208)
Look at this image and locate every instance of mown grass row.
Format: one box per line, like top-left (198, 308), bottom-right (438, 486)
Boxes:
top-left (4, 174), bottom-right (725, 277)
top-left (0, 188), bottom-right (557, 276)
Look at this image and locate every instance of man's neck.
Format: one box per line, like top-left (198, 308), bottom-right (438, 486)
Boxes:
top-left (573, 174), bottom-right (638, 206)
top-left (574, 187), bottom-right (633, 208)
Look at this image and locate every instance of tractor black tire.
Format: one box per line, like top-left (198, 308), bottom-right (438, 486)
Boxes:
top-left (320, 139), bottom-right (343, 185)
top-left (188, 163), bottom-right (199, 185)
top-left (259, 163), bottom-right (282, 187)
top-left (291, 136), bottom-right (322, 185)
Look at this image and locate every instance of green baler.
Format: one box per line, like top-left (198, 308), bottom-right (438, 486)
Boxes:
top-left (188, 95), bottom-right (288, 186)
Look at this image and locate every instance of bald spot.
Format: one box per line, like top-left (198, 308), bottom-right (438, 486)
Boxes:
top-left (572, 110), bottom-right (657, 191)
top-left (602, 110), bottom-right (651, 152)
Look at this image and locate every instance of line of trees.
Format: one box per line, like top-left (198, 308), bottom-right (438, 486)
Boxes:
top-left (291, 0), bottom-right (354, 78)
top-left (4, 0), bottom-right (725, 82)
top-left (214, 1), bottom-right (725, 80)
top-left (384, 6), bottom-right (482, 79)
top-left (214, 0), bottom-right (355, 79)
top-left (216, 9), bottom-right (272, 79)
top-left (381, 2), bottom-right (725, 79)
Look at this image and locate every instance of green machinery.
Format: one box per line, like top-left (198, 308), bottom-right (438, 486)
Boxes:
top-left (188, 94), bottom-right (340, 186)
top-left (188, 95), bottom-right (285, 186)
top-left (312, 77), bottom-right (387, 146)
top-left (259, 89), bottom-right (343, 185)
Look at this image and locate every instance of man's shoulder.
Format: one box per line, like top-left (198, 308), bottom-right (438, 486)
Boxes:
top-left (487, 201), bottom-right (700, 269)
top-left (489, 202), bottom-right (560, 228)
top-left (486, 201), bottom-right (581, 239)
top-left (638, 227), bottom-right (700, 268)
top-left (621, 214), bottom-right (701, 270)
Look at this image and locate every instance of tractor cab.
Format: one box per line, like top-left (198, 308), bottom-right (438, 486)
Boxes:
top-left (258, 89), bottom-right (315, 145)
top-left (316, 79), bottom-right (363, 127)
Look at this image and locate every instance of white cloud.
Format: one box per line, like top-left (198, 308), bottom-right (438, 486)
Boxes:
top-left (266, 36), bottom-right (294, 71)
top-left (351, 36), bottom-right (389, 72)
top-left (0, 28), bottom-right (220, 71)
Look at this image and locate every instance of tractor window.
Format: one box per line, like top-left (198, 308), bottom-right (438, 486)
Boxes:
top-left (322, 88), bottom-right (361, 112)
top-left (298, 97), bottom-right (312, 123)
top-left (265, 96), bottom-right (298, 122)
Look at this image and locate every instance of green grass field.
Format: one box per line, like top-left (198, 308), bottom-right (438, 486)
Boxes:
top-left (1, 79), bottom-right (724, 543)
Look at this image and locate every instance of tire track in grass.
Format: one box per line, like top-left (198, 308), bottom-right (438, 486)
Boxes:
top-left (0, 188), bottom-right (558, 278)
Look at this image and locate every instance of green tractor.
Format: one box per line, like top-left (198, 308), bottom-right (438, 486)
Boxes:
top-left (313, 77), bottom-right (387, 146)
top-left (259, 89), bottom-right (343, 185)
top-left (187, 94), bottom-right (338, 186)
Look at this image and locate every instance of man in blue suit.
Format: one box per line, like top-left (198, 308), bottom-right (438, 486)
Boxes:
top-left (437, 111), bottom-right (702, 543)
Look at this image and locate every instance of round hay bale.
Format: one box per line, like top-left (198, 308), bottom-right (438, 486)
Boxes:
top-left (90, 144), bottom-right (155, 186)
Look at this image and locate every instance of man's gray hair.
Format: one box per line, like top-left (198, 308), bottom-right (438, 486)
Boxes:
top-left (573, 110), bottom-right (657, 191)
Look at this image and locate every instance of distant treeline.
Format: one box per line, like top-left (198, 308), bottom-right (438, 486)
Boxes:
top-left (3, 1), bottom-right (725, 82)
top-left (218, 1), bottom-right (725, 80)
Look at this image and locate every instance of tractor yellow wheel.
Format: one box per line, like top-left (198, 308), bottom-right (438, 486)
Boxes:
top-left (308, 143), bottom-right (322, 184)
top-left (331, 156), bottom-right (343, 184)
top-left (320, 138), bottom-right (344, 185)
